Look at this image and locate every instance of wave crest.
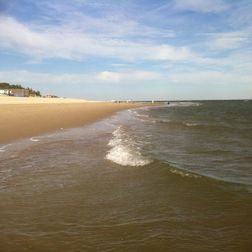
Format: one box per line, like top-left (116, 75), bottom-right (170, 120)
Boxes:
top-left (105, 126), bottom-right (151, 166)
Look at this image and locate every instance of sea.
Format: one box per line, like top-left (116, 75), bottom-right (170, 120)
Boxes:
top-left (0, 100), bottom-right (252, 251)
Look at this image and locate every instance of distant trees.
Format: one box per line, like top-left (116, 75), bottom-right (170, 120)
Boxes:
top-left (26, 87), bottom-right (41, 97)
top-left (0, 82), bottom-right (22, 89)
top-left (0, 82), bottom-right (41, 97)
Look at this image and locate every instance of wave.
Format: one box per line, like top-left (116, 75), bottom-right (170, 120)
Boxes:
top-left (168, 167), bottom-right (200, 178)
top-left (129, 110), bottom-right (157, 124)
top-left (167, 102), bottom-right (201, 107)
top-left (182, 122), bottom-right (249, 132)
top-left (156, 120), bottom-right (244, 131)
top-left (133, 113), bottom-right (197, 127)
top-left (130, 110), bottom-right (149, 118)
top-left (152, 120), bottom-right (198, 127)
top-left (0, 144), bottom-right (11, 153)
top-left (30, 137), bottom-right (40, 142)
top-left (105, 126), bottom-right (152, 166)
top-left (29, 132), bottom-right (63, 142)
top-left (184, 122), bottom-right (198, 127)
top-left (0, 147), bottom-right (6, 153)
top-left (158, 160), bottom-right (252, 192)
top-left (154, 119), bottom-right (171, 123)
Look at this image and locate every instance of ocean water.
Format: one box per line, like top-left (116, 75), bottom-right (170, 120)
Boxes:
top-left (0, 100), bottom-right (252, 251)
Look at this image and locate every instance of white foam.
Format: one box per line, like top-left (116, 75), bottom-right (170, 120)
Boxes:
top-left (30, 137), bottom-right (40, 142)
top-left (131, 111), bottom-right (156, 124)
top-left (106, 145), bottom-right (151, 166)
top-left (184, 122), bottom-right (198, 127)
top-left (0, 144), bottom-right (11, 153)
top-left (105, 126), bottom-right (151, 166)
top-left (156, 119), bottom-right (171, 123)
top-left (170, 168), bottom-right (200, 178)
top-left (0, 147), bottom-right (6, 153)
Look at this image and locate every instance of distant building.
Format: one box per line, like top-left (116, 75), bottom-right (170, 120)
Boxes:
top-left (11, 89), bottom-right (29, 97)
top-left (0, 89), bottom-right (10, 96)
top-left (0, 88), bottom-right (29, 97)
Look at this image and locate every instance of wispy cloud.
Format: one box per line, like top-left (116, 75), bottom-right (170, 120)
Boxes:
top-left (0, 70), bottom-right (163, 86)
top-left (1, 68), bottom-right (251, 87)
top-left (38, 0), bottom-right (175, 39)
top-left (169, 70), bottom-right (252, 84)
top-left (96, 71), bottom-right (162, 82)
top-left (0, 15), bottom-right (192, 62)
top-left (208, 31), bottom-right (250, 49)
top-left (174, 0), bottom-right (229, 13)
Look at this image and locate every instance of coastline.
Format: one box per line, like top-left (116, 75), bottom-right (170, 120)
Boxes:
top-left (0, 97), bottom-right (142, 143)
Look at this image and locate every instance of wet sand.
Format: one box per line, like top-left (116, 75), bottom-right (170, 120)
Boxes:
top-left (0, 97), bottom-right (141, 143)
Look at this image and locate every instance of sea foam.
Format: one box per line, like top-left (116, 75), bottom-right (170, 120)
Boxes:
top-left (184, 122), bottom-right (198, 127)
top-left (30, 137), bottom-right (40, 142)
top-left (0, 144), bottom-right (11, 153)
top-left (105, 126), bottom-right (151, 166)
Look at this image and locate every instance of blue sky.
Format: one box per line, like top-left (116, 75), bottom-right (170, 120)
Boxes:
top-left (0, 0), bottom-right (251, 100)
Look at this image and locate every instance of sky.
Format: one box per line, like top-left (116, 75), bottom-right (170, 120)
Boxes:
top-left (0, 0), bottom-right (252, 100)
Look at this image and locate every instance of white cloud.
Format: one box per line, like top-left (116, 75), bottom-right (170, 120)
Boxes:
top-left (40, 0), bottom-right (175, 38)
top-left (1, 68), bottom-right (251, 87)
top-left (0, 70), bottom-right (163, 86)
top-left (174, 0), bottom-right (229, 13)
top-left (96, 71), bottom-right (162, 82)
top-left (0, 15), bottom-right (191, 62)
top-left (62, 13), bottom-right (175, 39)
top-left (0, 70), bottom-right (87, 85)
top-left (97, 71), bottom-right (121, 82)
top-left (169, 70), bottom-right (252, 85)
top-left (208, 31), bottom-right (250, 49)
top-left (0, 16), bottom-right (49, 55)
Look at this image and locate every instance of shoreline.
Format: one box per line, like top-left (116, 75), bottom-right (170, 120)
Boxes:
top-left (0, 99), bottom-right (143, 144)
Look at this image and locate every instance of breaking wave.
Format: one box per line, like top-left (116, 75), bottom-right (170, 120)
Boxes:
top-left (105, 126), bottom-right (151, 166)
top-left (30, 137), bottom-right (40, 142)
top-left (0, 144), bottom-right (11, 153)
top-left (184, 122), bottom-right (198, 127)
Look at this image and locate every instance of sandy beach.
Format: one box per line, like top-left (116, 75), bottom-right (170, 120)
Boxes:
top-left (0, 96), bottom-right (141, 143)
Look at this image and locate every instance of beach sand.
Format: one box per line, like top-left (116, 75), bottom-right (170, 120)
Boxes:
top-left (0, 96), bottom-right (92, 104)
top-left (0, 96), bottom-right (141, 143)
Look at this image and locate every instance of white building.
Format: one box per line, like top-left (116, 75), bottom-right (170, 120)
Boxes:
top-left (0, 89), bottom-right (11, 95)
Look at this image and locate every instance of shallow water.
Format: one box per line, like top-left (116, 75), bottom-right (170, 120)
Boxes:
top-left (0, 100), bottom-right (252, 251)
